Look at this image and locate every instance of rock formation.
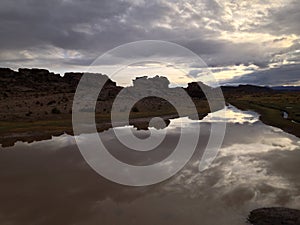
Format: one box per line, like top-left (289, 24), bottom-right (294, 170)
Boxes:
top-left (248, 207), bottom-right (300, 225)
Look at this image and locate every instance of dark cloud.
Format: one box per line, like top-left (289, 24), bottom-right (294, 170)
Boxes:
top-left (0, 0), bottom-right (299, 86)
top-left (0, 0), bottom-right (141, 53)
top-left (260, 0), bottom-right (300, 36)
top-left (225, 64), bottom-right (300, 86)
top-left (0, 0), bottom-right (254, 58)
top-left (179, 39), bottom-right (225, 55)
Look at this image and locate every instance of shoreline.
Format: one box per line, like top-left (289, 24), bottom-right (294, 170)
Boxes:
top-left (229, 100), bottom-right (300, 138)
top-left (0, 111), bottom-right (209, 147)
top-left (1, 102), bottom-right (300, 147)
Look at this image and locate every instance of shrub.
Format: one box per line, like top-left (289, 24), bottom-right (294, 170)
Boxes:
top-left (26, 111), bottom-right (32, 116)
top-left (132, 106), bottom-right (139, 112)
top-left (51, 107), bottom-right (61, 114)
top-left (47, 100), bottom-right (56, 105)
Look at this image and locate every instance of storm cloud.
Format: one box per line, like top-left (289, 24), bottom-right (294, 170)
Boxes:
top-left (225, 64), bottom-right (300, 86)
top-left (0, 0), bottom-right (299, 85)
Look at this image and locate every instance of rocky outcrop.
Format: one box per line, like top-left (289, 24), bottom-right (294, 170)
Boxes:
top-left (248, 207), bottom-right (300, 225)
top-left (0, 67), bottom-right (281, 121)
top-left (0, 68), bottom-right (65, 94)
top-left (63, 72), bottom-right (83, 88)
top-left (0, 68), bottom-right (122, 120)
top-left (133, 75), bottom-right (170, 89)
top-left (185, 81), bottom-right (213, 98)
top-left (18, 68), bottom-right (61, 82)
top-left (0, 68), bottom-right (121, 95)
top-left (0, 68), bottom-right (15, 77)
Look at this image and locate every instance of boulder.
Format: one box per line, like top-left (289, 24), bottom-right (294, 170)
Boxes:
top-left (248, 207), bottom-right (300, 225)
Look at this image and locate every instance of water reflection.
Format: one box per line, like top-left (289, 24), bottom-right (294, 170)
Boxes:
top-left (0, 106), bottom-right (299, 225)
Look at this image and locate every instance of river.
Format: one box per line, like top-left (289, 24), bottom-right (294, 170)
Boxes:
top-left (0, 106), bottom-right (299, 225)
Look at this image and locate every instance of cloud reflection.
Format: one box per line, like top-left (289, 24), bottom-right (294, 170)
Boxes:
top-left (0, 106), bottom-right (299, 224)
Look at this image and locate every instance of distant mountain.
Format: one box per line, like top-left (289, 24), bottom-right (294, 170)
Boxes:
top-left (271, 86), bottom-right (300, 91)
top-left (221, 84), bottom-right (273, 94)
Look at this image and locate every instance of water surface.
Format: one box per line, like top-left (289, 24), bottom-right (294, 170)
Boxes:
top-left (1, 106), bottom-right (299, 225)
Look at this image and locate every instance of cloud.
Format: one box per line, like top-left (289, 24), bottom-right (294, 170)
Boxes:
top-left (0, 0), bottom-right (299, 85)
top-left (259, 0), bottom-right (300, 36)
top-left (224, 63), bottom-right (300, 86)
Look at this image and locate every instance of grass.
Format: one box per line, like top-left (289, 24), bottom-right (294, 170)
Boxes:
top-left (2, 92), bottom-right (298, 146)
top-left (0, 100), bottom-right (212, 146)
top-left (228, 93), bottom-right (300, 138)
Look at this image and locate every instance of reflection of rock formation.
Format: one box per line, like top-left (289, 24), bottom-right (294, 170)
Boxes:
top-left (130, 118), bottom-right (171, 130)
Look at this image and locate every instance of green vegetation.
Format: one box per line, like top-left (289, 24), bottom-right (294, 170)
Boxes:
top-left (0, 100), bottom-right (211, 146)
top-left (227, 92), bottom-right (300, 138)
top-left (1, 92), bottom-right (299, 146)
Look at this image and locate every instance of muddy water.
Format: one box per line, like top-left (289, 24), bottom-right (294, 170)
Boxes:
top-left (0, 106), bottom-right (299, 225)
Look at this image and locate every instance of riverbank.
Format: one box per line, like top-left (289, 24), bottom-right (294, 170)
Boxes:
top-left (0, 103), bottom-right (210, 147)
top-left (1, 68), bottom-right (299, 145)
top-left (1, 96), bottom-right (300, 146)
top-left (226, 91), bottom-right (300, 138)
top-left (228, 100), bottom-right (300, 138)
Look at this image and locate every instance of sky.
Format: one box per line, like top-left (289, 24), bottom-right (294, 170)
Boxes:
top-left (0, 0), bottom-right (300, 86)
